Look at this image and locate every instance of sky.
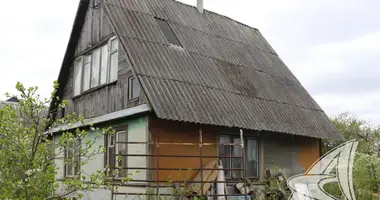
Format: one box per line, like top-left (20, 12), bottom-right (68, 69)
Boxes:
top-left (0, 0), bottom-right (379, 124)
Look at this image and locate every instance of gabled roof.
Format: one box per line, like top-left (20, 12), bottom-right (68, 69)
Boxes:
top-left (55, 0), bottom-right (343, 140)
top-left (102, 0), bottom-right (343, 140)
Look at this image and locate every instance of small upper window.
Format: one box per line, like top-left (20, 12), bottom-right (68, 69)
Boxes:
top-left (155, 18), bottom-right (182, 47)
top-left (128, 76), bottom-right (140, 99)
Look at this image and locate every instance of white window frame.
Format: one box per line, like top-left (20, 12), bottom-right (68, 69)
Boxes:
top-left (128, 76), bottom-right (140, 99)
top-left (73, 37), bottom-right (119, 96)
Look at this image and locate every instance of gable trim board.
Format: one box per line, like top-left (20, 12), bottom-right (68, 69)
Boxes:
top-left (47, 104), bottom-right (150, 134)
top-left (52, 0), bottom-right (343, 141)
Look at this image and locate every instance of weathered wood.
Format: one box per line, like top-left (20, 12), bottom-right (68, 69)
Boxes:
top-left (59, 0), bottom-right (145, 120)
top-left (75, 0), bottom-right (113, 54)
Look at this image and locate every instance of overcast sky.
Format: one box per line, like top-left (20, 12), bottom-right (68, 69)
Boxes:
top-left (0, 0), bottom-right (379, 123)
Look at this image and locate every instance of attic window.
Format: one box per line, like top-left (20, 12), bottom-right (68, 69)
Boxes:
top-left (155, 18), bottom-right (182, 47)
top-left (73, 37), bottom-right (119, 96)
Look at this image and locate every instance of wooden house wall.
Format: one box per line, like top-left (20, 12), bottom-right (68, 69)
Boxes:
top-left (60, 0), bottom-right (147, 119)
top-left (150, 119), bottom-right (218, 183)
top-left (75, 0), bottom-right (113, 55)
top-left (149, 119), bottom-right (321, 183)
top-left (261, 133), bottom-right (321, 178)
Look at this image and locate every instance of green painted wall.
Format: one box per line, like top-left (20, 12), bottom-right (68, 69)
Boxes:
top-left (54, 115), bottom-right (149, 198)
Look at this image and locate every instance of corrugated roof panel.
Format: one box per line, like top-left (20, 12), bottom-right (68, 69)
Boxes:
top-left (103, 1), bottom-right (343, 140)
top-left (106, 5), bottom-right (168, 44)
top-left (105, 0), bottom-right (150, 13)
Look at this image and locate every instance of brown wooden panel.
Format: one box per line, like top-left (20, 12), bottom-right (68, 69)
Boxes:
top-left (299, 138), bottom-right (320, 172)
top-left (151, 119), bottom-right (217, 183)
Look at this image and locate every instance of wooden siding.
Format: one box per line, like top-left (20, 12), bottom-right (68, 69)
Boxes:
top-left (75, 0), bottom-right (113, 55)
top-left (150, 119), bottom-right (217, 183)
top-left (262, 133), bottom-right (321, 177)
top-left (60, 0), bottom-right (147, 119)
top-left (149, 120), bottom-right (321, 184)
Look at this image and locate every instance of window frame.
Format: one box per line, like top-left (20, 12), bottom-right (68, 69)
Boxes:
top-left (104, 125), bottom-right (128, 179)
top-left (64, 138), bottom-right (81, 178)
top-left (218, 134), bottom-right (259, 179)
top-left (128, 76), bottom-right (140, 100)
top-left (73, 36), bottom-right (119, 97)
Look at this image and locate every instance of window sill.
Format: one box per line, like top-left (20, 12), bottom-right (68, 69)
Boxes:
top-left (128, 97), bottom-right (139, 102)
top-left (73, 81), bottom-right (117, 100)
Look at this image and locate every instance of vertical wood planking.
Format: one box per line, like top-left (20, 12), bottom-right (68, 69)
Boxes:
top-left (60, 1), bottom-right (145, 120)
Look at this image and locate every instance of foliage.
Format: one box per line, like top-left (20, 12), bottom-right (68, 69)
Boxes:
top-left (263, 167), bottom-right (291, 200)
top-left (0, 82), bottom-right (131, 199)
top-left (323, 112), bottom-right (380, 200)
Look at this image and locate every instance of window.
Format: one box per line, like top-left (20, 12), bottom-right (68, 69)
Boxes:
top-left (219, 135), bottom-right (258, 179)
top-left (73, 37), bottom-right (119, 96)
top-left (73, 57), bottom-right (83, 96)
top-left (109, 38), bottom-right (119, 82)
top-left (105, 130), bottom-right (128, 178)
top-left (65, 139), bottom-right (80, 177)
top-left (155, 18), bottom-right (182, 47)
top-left (128, 76), bottom-right (140, 99)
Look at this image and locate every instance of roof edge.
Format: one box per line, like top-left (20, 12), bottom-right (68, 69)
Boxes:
top-left (48, 0), bottom-right (90, 117)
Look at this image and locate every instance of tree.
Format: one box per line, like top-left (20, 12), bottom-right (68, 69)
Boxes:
top-left (323, 112), bottom-right (380, 199)
top-left (0, 82), bottom-right (130, 200)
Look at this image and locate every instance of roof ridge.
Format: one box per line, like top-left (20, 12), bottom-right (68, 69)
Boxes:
top-left (106, 3), bottom-right (271, 55)
top-left (136, 73), bottom-right (323, 112)
top-left (171, 0), bottom-right (259, 32)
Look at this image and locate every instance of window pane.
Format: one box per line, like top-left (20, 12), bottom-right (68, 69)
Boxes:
top-left (219, 135), bottom-right (231, 177)
top-left (108, 146), bottom-right (115, 169)
top-left (129, 77), bottom-right (140, 99)
top-left (91, 48), bottom-right (101, 88)
top-left (111, 39), bottom-right (118, 52)
top-left (232, 137), bottom-right (242, 178)
top-left (109, 52), bottom-right (118, 82)
top-left (100, 45), bottom-right (108, 85)
top-left (73, 57), bottom-right (83, 96)
top-left (83, 57), bottom-right (91, 91)
top-left (66, 149), bottom-right (74, 176)
top-left (246, 139), bottom-right (258, 177)
top-left (117, 131), bottom-right (128, 177)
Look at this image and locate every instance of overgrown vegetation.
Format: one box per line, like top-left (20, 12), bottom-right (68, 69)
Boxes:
top-left (0, 82), bottom-right (131, 199)
top-left (323, 112), bottom-right (380, 200)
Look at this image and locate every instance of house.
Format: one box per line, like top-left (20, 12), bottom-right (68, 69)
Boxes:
top-left (50, 0), bottom-right (343, 199)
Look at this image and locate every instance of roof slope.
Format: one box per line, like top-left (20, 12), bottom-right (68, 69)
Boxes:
top-left (102, 0), bottom-right (342, 140)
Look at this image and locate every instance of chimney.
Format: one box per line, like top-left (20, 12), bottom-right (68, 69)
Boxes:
top-left (197, 0), bottom-right (203, 14)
